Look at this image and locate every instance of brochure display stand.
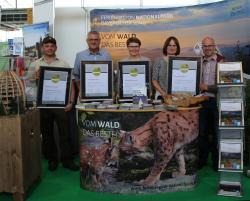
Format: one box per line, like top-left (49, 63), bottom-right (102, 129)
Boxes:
top-left (217, 62), bottom-right (244, 197)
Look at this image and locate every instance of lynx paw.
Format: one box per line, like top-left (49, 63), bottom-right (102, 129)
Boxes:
top-left (172, 170), bottom-right (186, 178)
top-left (134, 178), bottom-right (157, 187)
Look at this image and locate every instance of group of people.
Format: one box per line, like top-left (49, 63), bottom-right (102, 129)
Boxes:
top-left (31, 30), bottom-right (223, 172)
top-left (153, 35), bottom-right (223, 171)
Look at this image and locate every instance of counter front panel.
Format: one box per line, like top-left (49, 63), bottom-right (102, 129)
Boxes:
top-left (78, 108), bottom-right (199, 194)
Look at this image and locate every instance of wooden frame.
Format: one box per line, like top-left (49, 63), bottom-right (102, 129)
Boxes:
top-left (37, 66), bottom-right (72, 108)
top-left (168, 56), bottom-right (201, 95)
top-left (80, 61), bottom-right (113, 102)
top-left (118, 61), bottom-right (150, 101)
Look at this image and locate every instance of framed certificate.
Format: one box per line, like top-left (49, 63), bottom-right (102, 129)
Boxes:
top-left (37, 66), bottom-right (72, 108)
top-left (219, 100), bottom-right (244, 127)
top-left (217, 62), bottom-right (243, 84)
top-left (118, 61), bottom-right (150, 101)
top-left (80, 61), bottom-right (113, 101)
top-left (168, 56), bottom-right (201, 95)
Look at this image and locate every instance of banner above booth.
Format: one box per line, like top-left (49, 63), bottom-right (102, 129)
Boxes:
top-left (90, 0), bottom-right (250, 69)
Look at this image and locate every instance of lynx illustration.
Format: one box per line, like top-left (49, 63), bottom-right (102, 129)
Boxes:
top-left (80, 138), bottom-right (118, 188)
top-left (119, 110), bottom-right (199, 186)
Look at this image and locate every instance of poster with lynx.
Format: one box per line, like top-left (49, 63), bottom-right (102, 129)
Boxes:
top-left (78, 109), bottom-right (199, 194)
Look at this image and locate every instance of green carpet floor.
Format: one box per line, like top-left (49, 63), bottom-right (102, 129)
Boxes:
top-left (1, 160), bottom-right (250, 201)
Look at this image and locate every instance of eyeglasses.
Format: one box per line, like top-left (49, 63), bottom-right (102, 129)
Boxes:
top-left (88, 38), bottom-right (99, 41)
top-left (202, 45), bottom-right (215, 48)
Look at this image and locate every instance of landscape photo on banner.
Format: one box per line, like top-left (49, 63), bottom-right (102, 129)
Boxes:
top-left (90, 0), bottom-right (250, 72)
top-left (22, 21), bottom-right (49, 59)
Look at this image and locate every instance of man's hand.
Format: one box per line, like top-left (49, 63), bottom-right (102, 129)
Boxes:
top-left (64, 103), bottom-right (73, 112)
top-left (159, 91), bottom-right (168, 99)
top-left (199, 83), bottom-right (208, 92)
top-left (35, 69), bottom-right (40, 80)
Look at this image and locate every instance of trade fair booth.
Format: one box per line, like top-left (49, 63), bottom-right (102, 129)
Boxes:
top-left (0, 0), bottom-right (250, 201)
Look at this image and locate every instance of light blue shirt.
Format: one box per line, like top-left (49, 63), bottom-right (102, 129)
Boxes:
top-left (73, 48), bottom-right (112, 81)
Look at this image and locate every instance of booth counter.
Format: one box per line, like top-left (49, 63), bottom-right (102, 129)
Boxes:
top-left (77, 106), bottom-right (200, 194)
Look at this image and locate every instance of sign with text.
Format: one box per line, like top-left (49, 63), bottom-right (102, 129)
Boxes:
top-left (91, 0), bottom-right (250, 70)
top-left (78, 109), bottom-right (199, 194)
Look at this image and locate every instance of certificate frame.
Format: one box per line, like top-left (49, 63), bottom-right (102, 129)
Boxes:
top-left (37, 66), bottom-right (72, 108)
top-left (80, 61), bottom-right (113, 102)
top-left (217, 62), bottom-right (243, 85)
top-left (118, 61), bottom-right (150, 101)
top-left (168, 56), bottom-right (201, 95)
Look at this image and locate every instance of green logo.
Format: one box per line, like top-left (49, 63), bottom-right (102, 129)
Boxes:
top-left (92, 67), bottom-right (101, 76)
top-left (180, 64), bottom-right (189, 73)
top-left (130, 68), bottom-right (138, 77)
top-left (51, 74), bottom-right (60, 83)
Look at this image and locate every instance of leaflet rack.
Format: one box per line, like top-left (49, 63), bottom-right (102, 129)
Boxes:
top-left (217, 62), bottom-right (245, 197)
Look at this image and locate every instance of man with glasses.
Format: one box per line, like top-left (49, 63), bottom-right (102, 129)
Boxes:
top-left (73, 31), bottom-right (112, 90)
top-left (198, 36), bottom-right (224, 171)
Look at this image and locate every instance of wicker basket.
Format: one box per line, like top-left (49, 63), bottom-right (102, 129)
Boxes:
top-left (0, 71), bottom-right (26, 115)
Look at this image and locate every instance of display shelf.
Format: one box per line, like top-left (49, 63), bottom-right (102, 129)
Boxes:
top-left (218, 140), bottom-right (243, 172)
top-left (217, 84), bottom-right (244, 100)
top-left (219, 129), bottom-right (244, 140)
top-left (217, 62), bottom-right (245, 197)
top-left (217, 171), bottom-right (243, 197)
top-left (218, 100), bottom-right (244, 127)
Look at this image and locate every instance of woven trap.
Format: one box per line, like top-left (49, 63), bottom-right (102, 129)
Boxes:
top-left (0, 71), bottom-right (26, 115)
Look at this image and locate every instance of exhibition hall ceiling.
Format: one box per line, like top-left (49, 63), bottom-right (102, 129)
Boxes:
top-left (0, 0), bottom-right (32, 8)
top-left (0, 0), bottom-right (224, 31)
top-left (0, 0), bottom-right (224, 9)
